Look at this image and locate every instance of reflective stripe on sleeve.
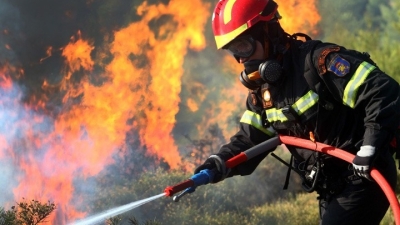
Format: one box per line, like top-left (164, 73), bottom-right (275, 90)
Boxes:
top-left (240, 110), bottom-right (276, 136)
top-left (343, 61), bottom-right (376, 108)
top-left (291, 91), bottom-right (319, 115)
top-left (266, 90), bottom-right (319, 123)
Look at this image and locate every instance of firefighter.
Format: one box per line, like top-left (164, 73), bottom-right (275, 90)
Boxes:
top-left (194, 0), bottom-right (400, 224)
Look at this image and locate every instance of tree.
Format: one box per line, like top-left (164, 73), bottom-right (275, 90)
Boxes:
top-left (0, 199), bottom-right (56, 225)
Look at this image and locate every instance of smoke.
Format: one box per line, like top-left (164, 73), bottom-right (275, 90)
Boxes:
top-left (0, 77), bottom-right (24, 206)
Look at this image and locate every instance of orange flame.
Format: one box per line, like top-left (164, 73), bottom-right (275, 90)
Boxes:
top-left (4, 0), bottom-right (210, 223)
top-left (115, 0), bottom-right (210, 168)
top-left (0, 66), bottom-right (13, 89)
top-left (277, 0), bottom-right (321, 36)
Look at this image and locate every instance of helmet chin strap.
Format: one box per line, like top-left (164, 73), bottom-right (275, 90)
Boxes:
top-left (264, 20), bottom-right (289, 61)
top-left (262, 23), bottom-right (270, 60)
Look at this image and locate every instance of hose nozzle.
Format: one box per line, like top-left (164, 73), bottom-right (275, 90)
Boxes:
top-left (164, 169), bottom-right (214, 198)
top-left (172, 187), bottom-right (195, 202)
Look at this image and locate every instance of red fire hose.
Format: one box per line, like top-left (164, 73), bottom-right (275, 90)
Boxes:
top-left (165, 135), bottom-right (400, 224)
top-left (279, 135), bottom-right (400, 224)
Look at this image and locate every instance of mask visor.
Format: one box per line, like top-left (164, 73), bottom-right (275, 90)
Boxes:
top-left (224, 35), bottom-right (256, 58)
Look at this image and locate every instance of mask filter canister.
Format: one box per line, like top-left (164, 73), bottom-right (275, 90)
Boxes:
top-left (259, 60), bottom-right (282, 84)
top-left (239, 59), bottom-right (283, 89)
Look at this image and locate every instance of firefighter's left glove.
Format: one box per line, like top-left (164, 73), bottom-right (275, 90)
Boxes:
top-left (352, 145), bottom-right (376, 181)
top-left (194, 155), bottom-right (230, 183)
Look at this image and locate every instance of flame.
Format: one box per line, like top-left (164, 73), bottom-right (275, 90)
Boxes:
top-left (122, 0), bottom-right (210, 168)
top-left (277, 0), bottom-right (320, 36)
top-left (62, 32), bottom-right (94, 71)
top-left (0, 66), bottom-right (13, 89)
top-left (39, 46), bottom-right (53, 63)
top-left (1, 0), bottom-right (211, 223)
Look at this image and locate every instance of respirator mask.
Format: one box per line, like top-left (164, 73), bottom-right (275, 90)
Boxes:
top-left (240, 59), bottom-right (283, 90)
top-left (225, 35), bottom-right (284, 90)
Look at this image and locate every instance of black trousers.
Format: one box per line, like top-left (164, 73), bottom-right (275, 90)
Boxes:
top-left (319, 151), bottom-right (398, 225)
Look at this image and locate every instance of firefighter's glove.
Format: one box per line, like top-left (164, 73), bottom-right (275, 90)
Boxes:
top-left (352, 145), bottom-right (376, 181)
top-left (194, 155), bottom-right (230, 183)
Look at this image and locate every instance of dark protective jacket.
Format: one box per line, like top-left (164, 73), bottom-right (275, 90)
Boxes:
top-left (217, 39), bottom-right (400, 179)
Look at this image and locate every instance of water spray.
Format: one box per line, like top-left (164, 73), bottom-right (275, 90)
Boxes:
top-left (68, 193), bottom-right (165, 225)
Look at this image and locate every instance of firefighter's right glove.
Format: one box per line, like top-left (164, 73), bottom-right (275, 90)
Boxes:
top-left (352, 145), bottom-right (376, 181)
top-left (194, 155), bottom-right (230, 183)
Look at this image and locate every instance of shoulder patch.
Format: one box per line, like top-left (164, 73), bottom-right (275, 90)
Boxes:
top-left (327, 55), bottom-right (350, 77)
top-left (317, 46), bottom-right (341, 75)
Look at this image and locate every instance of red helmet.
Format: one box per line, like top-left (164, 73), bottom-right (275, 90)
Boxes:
top-left (212, 0), bottom-right (278, 49)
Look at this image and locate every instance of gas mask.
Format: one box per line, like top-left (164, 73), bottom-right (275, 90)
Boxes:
top-left (224, 32), bottom-right (284, 90)
top-left (239, 59), bottom-right (283, 90)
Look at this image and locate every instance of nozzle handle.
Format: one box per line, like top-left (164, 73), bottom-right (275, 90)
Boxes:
top-left (172, 187), bottom-right (196, 202)
top-left (191, 169), bottom-right (214, 186)
top-left (164, 169), bottom-right (214, 197)
top-left (164, 179), bottom-right (194, 197)
top-left (165, 136), bottom-right (281, 197)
